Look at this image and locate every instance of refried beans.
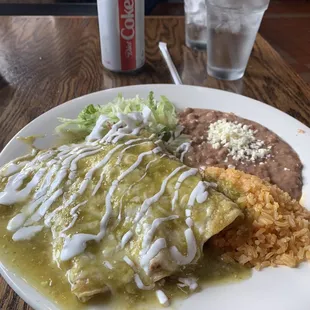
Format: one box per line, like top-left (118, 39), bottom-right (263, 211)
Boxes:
top-left (179, 108), bottom-right (303, 200)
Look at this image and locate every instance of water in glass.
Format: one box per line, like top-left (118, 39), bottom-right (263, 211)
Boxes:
top-left (185, 0), bottom-right (208, 50)
top-left (206, 0), bottom-right (270, 80)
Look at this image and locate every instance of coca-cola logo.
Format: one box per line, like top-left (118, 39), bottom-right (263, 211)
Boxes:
top-left (118, 0), bottom-right (136, 69)
top-left (120, 0), bottom-right (135, 41)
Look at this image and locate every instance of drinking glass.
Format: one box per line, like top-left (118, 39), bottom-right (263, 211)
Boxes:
top-left (185, 0), bottom-right (208, 50)
top-left (205, 0), bottom-right (270, 80)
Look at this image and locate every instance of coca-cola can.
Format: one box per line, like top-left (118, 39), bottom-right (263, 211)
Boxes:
top-left (97, 0), bottom-right (145, 72)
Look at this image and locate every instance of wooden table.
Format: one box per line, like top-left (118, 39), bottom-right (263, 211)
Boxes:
top-left (0, 16), bottom-right (310, 310)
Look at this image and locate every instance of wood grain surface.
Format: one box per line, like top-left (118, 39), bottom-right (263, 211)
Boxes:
top-left (0, 16), bottom-right (310, 310)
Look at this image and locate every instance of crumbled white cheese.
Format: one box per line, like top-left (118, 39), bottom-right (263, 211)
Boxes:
top-left (207, 119), bottom-right (271, 162)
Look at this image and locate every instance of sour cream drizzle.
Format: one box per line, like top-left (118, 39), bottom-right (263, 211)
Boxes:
top-left (61, 145), bottom-right (162, 260)
top-left (156, 290), bottom-right (170, 307)
top-left (176, 142), bottom-right (191, 162)
top-left (169, 228), bottom-right (197, 265)
top-left (171, 168), bottom-right (198, 210)
top-left (92, 138), bottom-right (151, 196)
top-left (124, 255), bottom-right (155, 291)
top-left (177, 277), bottom-right (198, 291)
top-left (134, 274), bottom-right (155, 290)
top-left (188, 181), bottom-right (209, 207)
top-left (133, 166), bottom-right (187, 225)
top-left (141, 238), bottom-right (167, 274)
top-left (116, 156), bottom-right (160, 226)
top-left (141, 215), bottom-right (179, 256)
top-left (2, 162), bottom-right (28, 177)
top-left (0, 112), bottom-right (213, 294)
top-left (86, 115), bottom-right (109, 142)
top-left (0, 168), bottom-right (47, 205)
top-left (59, 201), bottom-right (88, 236)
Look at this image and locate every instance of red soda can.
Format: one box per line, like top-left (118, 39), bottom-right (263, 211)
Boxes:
top-left (97, 0), bottom-right (145, 72)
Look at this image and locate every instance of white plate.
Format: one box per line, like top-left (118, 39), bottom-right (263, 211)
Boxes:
top-left (1, 84), bottom-right (310, 310)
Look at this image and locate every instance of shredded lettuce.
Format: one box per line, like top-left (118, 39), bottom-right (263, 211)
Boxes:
top-left (56, 92), bottom-right (191, 156)
top-left (56, 92), bottom-right (178, 136)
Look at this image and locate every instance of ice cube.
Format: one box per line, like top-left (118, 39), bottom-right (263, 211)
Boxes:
top-left (185, 0), bottom-right (204, 14)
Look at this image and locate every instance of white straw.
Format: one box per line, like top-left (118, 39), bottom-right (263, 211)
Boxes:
top-left (159, 42), bottom-right (183, 85)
